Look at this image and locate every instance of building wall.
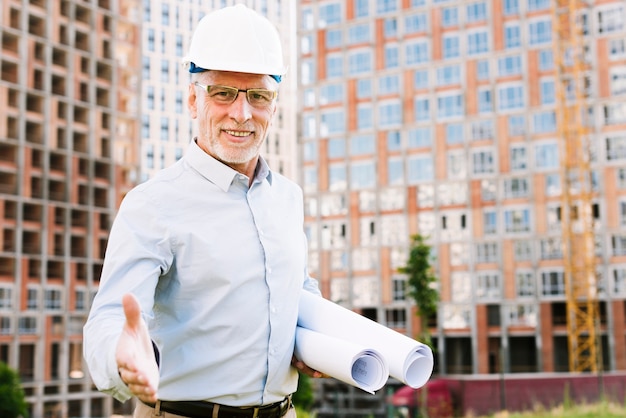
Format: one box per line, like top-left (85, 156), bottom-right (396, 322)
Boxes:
top-left (297, 0), bottom-right (626, 379)
top-left (0, 0), bottom-right (141, 416)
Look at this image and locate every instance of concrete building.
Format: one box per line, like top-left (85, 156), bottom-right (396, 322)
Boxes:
top-left (0, 0), bottom-right (141, 416)
top-left (296, 0), bottom-right (626, 412)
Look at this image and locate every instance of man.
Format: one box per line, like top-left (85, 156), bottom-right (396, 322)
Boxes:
top-left (83, 5), bottom-right (321, 418)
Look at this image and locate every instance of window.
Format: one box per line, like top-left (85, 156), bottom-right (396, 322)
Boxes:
top-left (497, 84), bottom-right (524, 111)
top-left (609, 39), bottom-right (626, 60)
top-left (534, 142), bottom-right (558, 169)
top-left (437, 93), bottom-right (464, 119)
top-left (538, 50), bottom-right (554, 71)
top-left (476, 242), bottom-right (499, 263)
top-left (498, 55), bottom-right (522, 76)
top-left (0, 287), bottom-right (12, 309)
top-left (541, 270), bottom-right (565, 296)
top-left (508, 114), bottom-right (526, 136)
top-left (612, 266), bottom-right (626, 295)
top-left (407, 155), bottom-right (434, 183)
top-left (378, 75), bottom-right (400, 95)
top-left (408, 127), bottom-right (431, 148)
top-left (477, 60), bottom-right (490, 80)
top-left (320, 109), bottom-right (346, 135)
top-left (472, 149), bottom-right (495, 174)
top-left (516, 271), bottom-right (535, 297)
top-left (443, 34), bottom-right (460, 59)
top-left (468, 30), bottom-right (489, 55)
top-left (504, 208), bottom-right (531, 233)
top-left (376, 0), bottom-right (398, 14)
top-left (478, 89), bottom-right (493, 113)
top-left (597, 5), bottom-right (625, 34)
top-left (328, 138), bottom-right (346, 158)
top-left (384, 18), bottom-right (398, 38)
top-left (617, 168), bottom-right (626, 189)
top-left (414, 70), bottom-right (429, 89)
top-left (467, 2), bottom-right (487, 23)
top-left (320, 84), bottom-right (345, 105)
top-left (471, 120), bottom-right (494, 140)
top-left (610, 66), bottom-right (626, 95)
top-left (604, 103), bottom-right (626, 125)
top-left (303, 142), bottom-right (317, 162)
top-left (437, 65), bottom-right (461, 86)
top-left (504, 24), bottom-right (521, 49)
top-left (348, 50), bottom-right (372, 75)
top-left (532, 111), bottom-right (556, 134)
top-left (529, 19), bottom-right (552, 45)
top-left (405, 13), bottom-right (427, 33)
top-left (446, 124), bottom-right (464, 144)
top-left (357, 79), bottom-right (372, 98)
top-left (387, 131), bottom-right (401, 151)
top-left (447, 151), bottom-right (467, 179)
top-left (451, 274), bottom-right (471, 301)
top-left (513, 240), bottom-right (532, 261)
top-left (18, 317), bottom-right (37, 334)
top-left (414, 97), bottom-right (430, 121)
top-left (328, 164), bottom-right (347, 191)
top-left (351, 135), bottom-right (375, 155)
top-left (386, 308), bottom-right (407, 328)
top-left (147, 28), bottom-right (155, 52)
top-left (503, 177), bottom-right (529, 198)
top-left (545, 173), bottom-right (561, 196)
top-left (503, 0), bottom-right (519, 15)
top-left (379, 101), bottom-right (402, 126)
top-left (326, 29), bottom-right (342, 49)
top-left (326, 54), bottom-right (343, 78)
top-left (384, 44), bottom-right (399, 68)
top-left (484, 210), bottom-right (497, 234)
top-left (406, 41), bottom-right (430, 65)
top-left (510, 145), bottom-right (527, 171)
top-left (348, 24), bottom-right (371, 44)
top-left (319, 2), bottom-right (341, 26)
top-left (355, 0), bottom-right (369, 17)
top-left (388, 158), bottom-right (404, 185)
top-left (351, 161), bottom-right (376, 189)
top-left (528, 0), bottom-right (550, 11)
top-left (476, 272), bottom-right (501, 300)
top-left (540, 79), bottom-right (555, 104)
top-left (540, 237), bottom-right (563, 259)
top-left (357, 105), bottom-right (373, 130)
top-left (392, 277), bottom-right (407, 301)
top-left (481, 179), bottom-right (497, 201)
top-left (442, 7), bottom-right (458, 27)
top-left (613, 234), bottom-right (626, 256)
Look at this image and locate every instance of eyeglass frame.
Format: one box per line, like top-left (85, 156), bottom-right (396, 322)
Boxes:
top-left (193, 82), bottom-right (278, 108)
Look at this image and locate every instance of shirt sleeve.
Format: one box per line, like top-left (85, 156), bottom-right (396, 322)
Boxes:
top-left (83, 187), bottom-right (172, 402)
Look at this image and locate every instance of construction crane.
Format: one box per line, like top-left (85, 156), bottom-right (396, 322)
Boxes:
top-left (551, 0), bottom-right (600, 372)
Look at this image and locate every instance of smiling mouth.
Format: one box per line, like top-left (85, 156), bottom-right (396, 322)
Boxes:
top-left (224, 129), bottom-right (252, 137)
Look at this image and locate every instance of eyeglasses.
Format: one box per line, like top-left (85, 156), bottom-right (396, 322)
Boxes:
top-left (193, 82), bottom-right (277, 108)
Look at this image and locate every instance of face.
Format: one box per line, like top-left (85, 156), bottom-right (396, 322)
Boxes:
top-left (188, 71), bottom-right (278, 176)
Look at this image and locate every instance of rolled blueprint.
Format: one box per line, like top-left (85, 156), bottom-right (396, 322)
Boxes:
top-left (298, 290), bottom-right (433, 389)
top-left (294, 327), bottom-right (388, 394)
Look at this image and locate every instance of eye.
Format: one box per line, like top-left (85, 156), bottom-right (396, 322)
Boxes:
top-left (210, 87), bottom-right (237, 101)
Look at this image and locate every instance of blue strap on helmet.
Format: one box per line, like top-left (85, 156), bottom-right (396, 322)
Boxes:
top-left (189, 62), bottom-right (281, 83)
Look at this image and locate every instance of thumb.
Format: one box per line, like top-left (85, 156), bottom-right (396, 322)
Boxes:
top-left (122, 293), bottom-right (142, 331)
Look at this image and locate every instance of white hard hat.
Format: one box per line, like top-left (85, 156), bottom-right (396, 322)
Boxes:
top-left (183, 4), bottom-right (287, 79)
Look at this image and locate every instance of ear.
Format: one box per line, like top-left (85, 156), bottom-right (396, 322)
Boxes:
top-left (188, 83), bottom-right (198, 119)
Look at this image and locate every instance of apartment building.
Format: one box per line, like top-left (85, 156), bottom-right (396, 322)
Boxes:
top-left (297, 0), bottom-right (626, 395)
top-left (0, 0), bottom-right (141, 416)
top-left (140, 0), bottom-right (299, 182)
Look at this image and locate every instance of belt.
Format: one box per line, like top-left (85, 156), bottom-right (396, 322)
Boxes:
top-left (143, 396), bottom-right (292, 418)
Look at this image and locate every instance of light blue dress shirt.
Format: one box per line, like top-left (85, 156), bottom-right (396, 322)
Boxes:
top-left (83, 140), bottom-right (320, 405)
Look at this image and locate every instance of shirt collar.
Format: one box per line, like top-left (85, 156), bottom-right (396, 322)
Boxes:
top-left (186, 139), bottom-right (273, 191)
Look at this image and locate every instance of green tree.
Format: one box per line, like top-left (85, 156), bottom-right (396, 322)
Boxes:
top-left (399, 234), bottom-right (439, 418)
top-left (292, 373), bottom-right (314, 412)
top-left (398, 234), bottom-right (439, 348)
top-left (0, 361), bottom-right (28, 418)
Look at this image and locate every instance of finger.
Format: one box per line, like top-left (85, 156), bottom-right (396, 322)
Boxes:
top-left (122, 293), bottom-right (142, 330)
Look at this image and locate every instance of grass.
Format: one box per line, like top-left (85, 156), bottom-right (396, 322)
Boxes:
top-left (483, 399), bottom-right (626, 418)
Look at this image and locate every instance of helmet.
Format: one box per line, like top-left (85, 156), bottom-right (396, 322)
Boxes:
top-left (182, 4), bottom-right (286, 78)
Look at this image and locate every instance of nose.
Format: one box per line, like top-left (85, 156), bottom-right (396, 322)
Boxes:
top-left (228, 91), bottom-right (253, 123)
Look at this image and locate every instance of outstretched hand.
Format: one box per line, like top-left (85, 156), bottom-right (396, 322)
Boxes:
top-left (116, 293), bottom-right (160, 404)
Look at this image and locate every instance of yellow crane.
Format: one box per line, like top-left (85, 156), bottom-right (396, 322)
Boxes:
top-left (551, 0), bottom-right (600, 372)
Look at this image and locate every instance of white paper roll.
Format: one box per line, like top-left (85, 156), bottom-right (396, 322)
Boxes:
top-left (298, 290), bottom-right (433, 389)
top-left (294, 327), bottom-right (388, 394)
